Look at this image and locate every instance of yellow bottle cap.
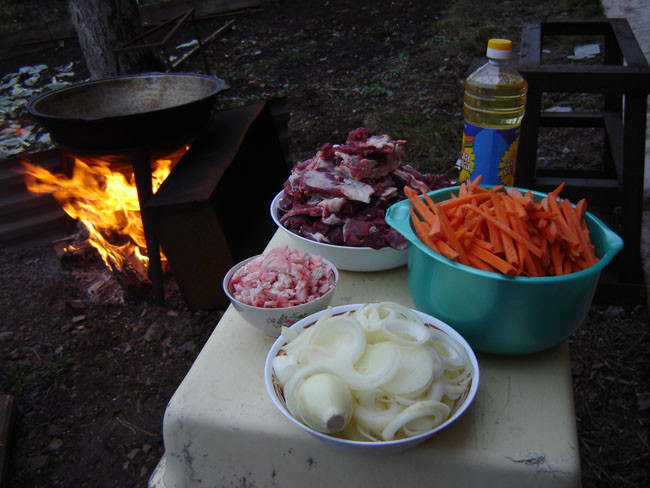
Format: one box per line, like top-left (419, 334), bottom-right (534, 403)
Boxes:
top-left (486, 39), bottom-right (512, 60)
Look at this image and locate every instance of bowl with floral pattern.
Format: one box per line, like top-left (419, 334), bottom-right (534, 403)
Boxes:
top-left (222, 246), bottom-right (339, 337)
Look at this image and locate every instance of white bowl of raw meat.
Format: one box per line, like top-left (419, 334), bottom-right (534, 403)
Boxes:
top-left (223, 246), bottom-right (338, 337)
top-left (271, 191), bottom-right (408, 272)
top-left (264, 302), bottom-right (479, 454)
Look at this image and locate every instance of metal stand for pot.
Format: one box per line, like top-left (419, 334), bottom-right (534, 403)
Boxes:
top-left (130, 147), bottom-right (165, 304)
top-left (58, 142), bottom-right (179, 305)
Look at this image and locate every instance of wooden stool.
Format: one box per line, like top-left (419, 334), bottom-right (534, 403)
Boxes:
top-left (515, 18), bottom-right (650, 304)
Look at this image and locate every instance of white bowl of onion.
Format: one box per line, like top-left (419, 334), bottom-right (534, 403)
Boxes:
top-left (264, 302), bottom-right (479, 454)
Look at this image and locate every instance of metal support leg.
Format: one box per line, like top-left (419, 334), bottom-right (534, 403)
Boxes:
top-left (131, 148), bottom-right (165, 304)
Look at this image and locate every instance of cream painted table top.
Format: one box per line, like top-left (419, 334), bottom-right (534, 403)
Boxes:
top-left (149, 231), bottom-right (581, 488)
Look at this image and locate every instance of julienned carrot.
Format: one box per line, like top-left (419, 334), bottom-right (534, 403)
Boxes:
top-left (438, 192), bottom-right (492, 210)
top-left (490, 191), bottom-right (519, 266)
top-left (432, 201), bottom-right (471, 266)
top-left (462, 204), bottom-right (544, 258)
top-left (544, 192), bottom-right (580, 246)
top-left (561, 197), bottom-right (597, 266)
top-left (409, 206), bottom-right (440, 254)
top-left (421, 192), bottom-right (442, 236)
top-left (404, 186), bottom-right (436, 226)
top-left (470, 243), bottom-right (517, 276)
top-left (404, 176), bottom-right (599, 277)
top-left (436, 239), bottom-right (460, 260)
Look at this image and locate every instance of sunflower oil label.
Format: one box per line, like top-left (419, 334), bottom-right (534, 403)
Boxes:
top-left (458, 121), bottom-right (519, 186)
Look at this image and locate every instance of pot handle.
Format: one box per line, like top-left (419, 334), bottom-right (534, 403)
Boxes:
top-left (385, 202), bottom-right (417, 242)
top-left (594, 215), bottom-right (624, 265)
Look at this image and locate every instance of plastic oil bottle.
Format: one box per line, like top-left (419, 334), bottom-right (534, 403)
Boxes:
top-left (457, 39), bottom-right (527, 186)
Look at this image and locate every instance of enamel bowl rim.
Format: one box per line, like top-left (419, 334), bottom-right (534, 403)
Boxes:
top-left (263, 303), bottom-right (480, 452)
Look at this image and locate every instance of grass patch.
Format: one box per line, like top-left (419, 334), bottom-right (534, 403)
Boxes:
top-left (352, 53), bottom-right (410, 98)
top-left (369, 110), bottom-right (463, 174)
top-left (1, 360), bottom-right (69, 395)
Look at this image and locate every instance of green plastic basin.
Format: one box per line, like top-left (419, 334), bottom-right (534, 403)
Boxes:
top-left (386, 185), bottom-right (624, 355)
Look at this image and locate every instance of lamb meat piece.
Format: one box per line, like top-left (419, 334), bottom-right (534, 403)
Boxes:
top-left (343, 218), bottom-right (407, 250)
top-left (343, 219), bottom-right (377, 247)
top-left (279, 196), bottom-right (347, 222)
top-left (276, 128), bottom-right (451, 250)
top-left (334, 130), bottom-right (406, 181)
top-left (285, 169), bottom-right (375, 203)
top-left (385, 228), bottom-right (409, 250)
top-left (303, 170), bottom-right (375, 203)
top-left (392, 165), bottom-right (451, 195)
top-left (282, 214), bottom-right (345, 245)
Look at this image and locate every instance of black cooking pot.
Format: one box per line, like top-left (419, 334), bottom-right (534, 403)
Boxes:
top-left (27, 72), bottom-right (229, 153)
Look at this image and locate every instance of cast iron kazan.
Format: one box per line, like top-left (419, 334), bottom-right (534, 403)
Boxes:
top-left (27, 72), bottom-right (229, 153)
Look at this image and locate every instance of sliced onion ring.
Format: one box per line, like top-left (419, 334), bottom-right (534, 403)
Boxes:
top-left (381, 319), bottom-right (431, 346)
top-left (381, 400), bottom-right (450, 441)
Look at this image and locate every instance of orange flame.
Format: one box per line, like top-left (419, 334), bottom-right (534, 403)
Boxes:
top-left (22, 147), bottom-right (186, 273)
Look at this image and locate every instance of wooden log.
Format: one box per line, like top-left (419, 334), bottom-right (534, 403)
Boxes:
top-left (110, 261), bottom-right (152, 298)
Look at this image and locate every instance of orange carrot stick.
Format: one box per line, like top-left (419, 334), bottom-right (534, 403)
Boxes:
top-left (575, 198), bottom-right (587, 223)
top-left (409, 206), bottom-right (441, 254)
top-left (550, 181), bottom-right (566, 197)
top-left (560, 198), bottom-right (586, 254)
top-left (489, 192), bottom-right (519, 266)
top-left (406, 181), bottom-right (597, 277)
top-left (471, 237), bottom-right (496, 253)
top-left (562, 198), bottom-right (597, 267)
top-left (462, 204), bottom-right (543, 258)
top-left (549, 241), bottom-right (565, 275)
top-left (435, 238), bottom-right (460, 260)
top-left (486, 219), bottom-right (504, 255)
top-left (432, 201), bottom-right (470, 266)
top-left (468, 174), bottom-right (483, 192)
top-left (405, 186), bottom-right (436, 226)
top-left (469, 243), bottom-right (517, 276)
top-left (467, 253), bottom-right (497, 273)
top-left (547, 194), bottom-right (580, 246)
top-left (438, 192), bottom-right (492, 211)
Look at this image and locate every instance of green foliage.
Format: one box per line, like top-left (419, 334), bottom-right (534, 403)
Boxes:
top-left (119, 385), bottom-right (144, 401)
top-left (1, 361), bottom-right (69, 395)
top-left (357, 53), bottom-right (409, 98)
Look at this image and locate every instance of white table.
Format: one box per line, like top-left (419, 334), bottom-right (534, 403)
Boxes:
top-left (149, 231), bottom-right (581, 488)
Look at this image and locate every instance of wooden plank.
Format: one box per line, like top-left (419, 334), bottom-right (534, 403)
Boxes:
top-left (539, 18), bottom-right (616, 36)
top-left (602, 111), bottom-right (624, 182)
top-left (519, 64), bottom-right (650, 94)
top-left (609, 18), bottom-right (650, 68)
top-left (519, 21), bottom-right (542, 67)
top-left (0, 395), bottom-right (15, 488)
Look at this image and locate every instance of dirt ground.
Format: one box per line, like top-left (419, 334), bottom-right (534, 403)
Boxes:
top-left (1, 1), bottom-right (649, 487)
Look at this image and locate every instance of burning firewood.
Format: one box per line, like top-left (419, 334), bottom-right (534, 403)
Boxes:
top-left (109, 261), bottom-right (152, 298)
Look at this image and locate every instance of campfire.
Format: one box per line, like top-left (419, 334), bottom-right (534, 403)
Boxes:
top-left (16, 86), bottom-right (291, 309)
top-left (21, 145), bottom-right (188, 291)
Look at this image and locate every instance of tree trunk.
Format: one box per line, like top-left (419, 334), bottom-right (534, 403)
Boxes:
top-left (68, 0), bottom-right (165, 79)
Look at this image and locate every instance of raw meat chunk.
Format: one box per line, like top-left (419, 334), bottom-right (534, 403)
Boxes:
top-left (278, 128), bottom-right (450, 249)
